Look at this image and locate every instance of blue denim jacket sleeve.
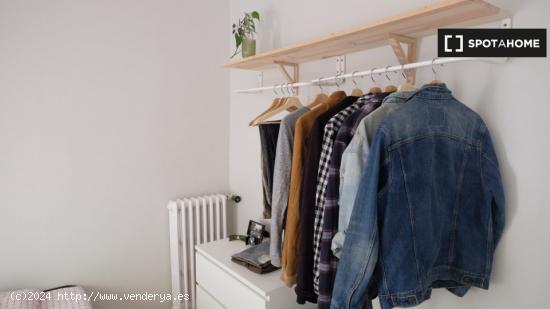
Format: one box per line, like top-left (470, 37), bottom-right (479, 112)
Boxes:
top-left (333, 127), bottom-right (370, 258)
top-left (330, 128), bottom-right (387, 309)
top-left (481, 128), bottom-right (505, 246)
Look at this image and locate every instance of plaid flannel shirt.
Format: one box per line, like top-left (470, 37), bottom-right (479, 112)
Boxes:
top-left (316, 93), bottom-right (388, 308)
top-left (312, 95), bottom-right (373, 292)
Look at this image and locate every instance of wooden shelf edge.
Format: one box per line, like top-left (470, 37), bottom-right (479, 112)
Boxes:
top-left (224, 0), bottom-right (507, 71)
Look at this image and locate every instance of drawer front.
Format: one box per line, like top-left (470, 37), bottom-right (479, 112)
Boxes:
top-left (195, 253), bottom-right (266, 309)
top-left (196, 284), bottom-right (225, 309)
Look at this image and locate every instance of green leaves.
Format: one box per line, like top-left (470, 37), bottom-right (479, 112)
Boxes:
top-left (235, 34), bottom-right (242, 48)
top-left (231, 10), bottom-right (260, 58)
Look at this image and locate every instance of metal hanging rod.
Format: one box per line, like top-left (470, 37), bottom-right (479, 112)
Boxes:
top-left (232, 57), bottom-right (507, 94)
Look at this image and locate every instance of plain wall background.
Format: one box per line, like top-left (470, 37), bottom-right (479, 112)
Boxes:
top-left (1, 0), bottom-right (549, 308)
top-left (229, 0), bottom-right (550, 308)
top-left (0, 1), bottom-right (228, 308)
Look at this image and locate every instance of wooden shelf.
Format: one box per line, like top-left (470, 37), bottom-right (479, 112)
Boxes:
top-left (224, 0), bottom-right (507, 70)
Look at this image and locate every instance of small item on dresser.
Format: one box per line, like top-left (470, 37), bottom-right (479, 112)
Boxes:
top-left (229, 220), bottom-right (269, 244)
top-left (231, 241), bottom-right (278, 274)
top-left (228, 234), bottom-right (248, 242)
top-left (246, 220), bottom-right (266, 245)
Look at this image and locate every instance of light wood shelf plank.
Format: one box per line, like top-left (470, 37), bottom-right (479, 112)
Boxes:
top-left (224, 0), bottom-right (507, 70)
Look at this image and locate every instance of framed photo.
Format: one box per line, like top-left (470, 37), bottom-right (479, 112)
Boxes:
top-left (246, 220), bottom-right (265, 246)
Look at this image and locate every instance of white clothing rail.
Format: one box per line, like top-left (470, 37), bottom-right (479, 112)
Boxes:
top-left (232, 57), bottom-right (507, 94)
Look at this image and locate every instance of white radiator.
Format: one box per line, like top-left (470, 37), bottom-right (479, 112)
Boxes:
top-left (167, 194), bottom-right (239, 309)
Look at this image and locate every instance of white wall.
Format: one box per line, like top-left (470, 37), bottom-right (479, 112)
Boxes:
top-left (0, 1), bottom-right (229, 308)
top-left (230, 0), bottom-right (550, 308)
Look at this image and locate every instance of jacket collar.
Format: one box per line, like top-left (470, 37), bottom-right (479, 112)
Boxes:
top-left (411, 84), bottom-right (453, 100)
top-left (382, 90), bottom-right (417, 104)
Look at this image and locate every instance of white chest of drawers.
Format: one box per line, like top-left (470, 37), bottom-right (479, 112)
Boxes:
top-left (195, 239), bottom-right (316, 309)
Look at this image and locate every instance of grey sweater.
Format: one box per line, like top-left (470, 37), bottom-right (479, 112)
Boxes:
top-left (270, 107), bottom-right (309, 267)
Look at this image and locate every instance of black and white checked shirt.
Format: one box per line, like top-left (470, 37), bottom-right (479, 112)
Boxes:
top-left (312, 95), bottom-right (369, 292)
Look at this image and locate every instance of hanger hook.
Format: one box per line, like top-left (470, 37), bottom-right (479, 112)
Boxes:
top-left (334, 73), bottom-right (342, 89)
top-left (370, 68), bottom-right (377, 84)
top-left (279, 84), bottom-right (285, 96)
top-left (432, 57), bottom-right (442, 80)
top-left (317, 77), bottom-right (324, 93)
top-left (351, 71), bottom-right (359, 86)
top-left (285, 83), bottom-right (291, 96)
top-left (400, 64), bottom-right (407, 80)
top-left (384, 65), bottom-right (392, 81)
top-left (273, 84), bottom-right (279, 96)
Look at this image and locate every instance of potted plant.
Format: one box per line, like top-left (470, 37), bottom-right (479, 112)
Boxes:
top-left (231, 11), bottom-right (260, 58)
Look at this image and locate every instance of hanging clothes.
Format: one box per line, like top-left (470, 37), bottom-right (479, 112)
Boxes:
top-left (281, 91), bottom-right (347, 286)
top-left (316, 91), bottom-right (391, 308)
top-left (312, 92), bottom-right (389, 294)
top-left (270, 106), bottom-right (310, 267)
top-left (295, 95), bottom-right (360, 304)
top-left (258, 122), bottom-right (280, 219)
top-left (333, 90), bottom-right (416, 258)
top-left (330, 84), bottom-right (505, 309)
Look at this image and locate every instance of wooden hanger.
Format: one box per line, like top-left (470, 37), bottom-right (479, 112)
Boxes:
top-left (350, 71), bottom-right (364, 96)
top-left (252, 85), bottom-right (303, 126)
top-left (249, 98), bottom-right (282, 126)
top-left (382, 65), bottom-right (397, 93)
top-left (395, 64), bottom-right (416, 92)
top-left (248, 84), bottom-right (285, 126)
top-left (253, 97), bottom-right (303, 126)
top-left (308, 93), bottom-right (329, 109)
top-left (398, 82), bottom-right (416, 92)
top-left (308, 78), bottom-right (329, 109)
top-left (369, 86), bottom-right (382, 94)
top-left (329, 90), bottom-right (347, 98)
top-left (367, 68), bottom-right (382, 94)
top-left (330, 76), bottom-right (347, 98)
top-left (429, 57), bottom-right (444, 85)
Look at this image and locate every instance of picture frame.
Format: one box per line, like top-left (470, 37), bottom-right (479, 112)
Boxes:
top-left (246, 220), bottom-right (265, 246)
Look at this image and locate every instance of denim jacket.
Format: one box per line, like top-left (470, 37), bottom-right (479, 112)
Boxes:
top-left (331, 85), bottom-right (505, 309)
